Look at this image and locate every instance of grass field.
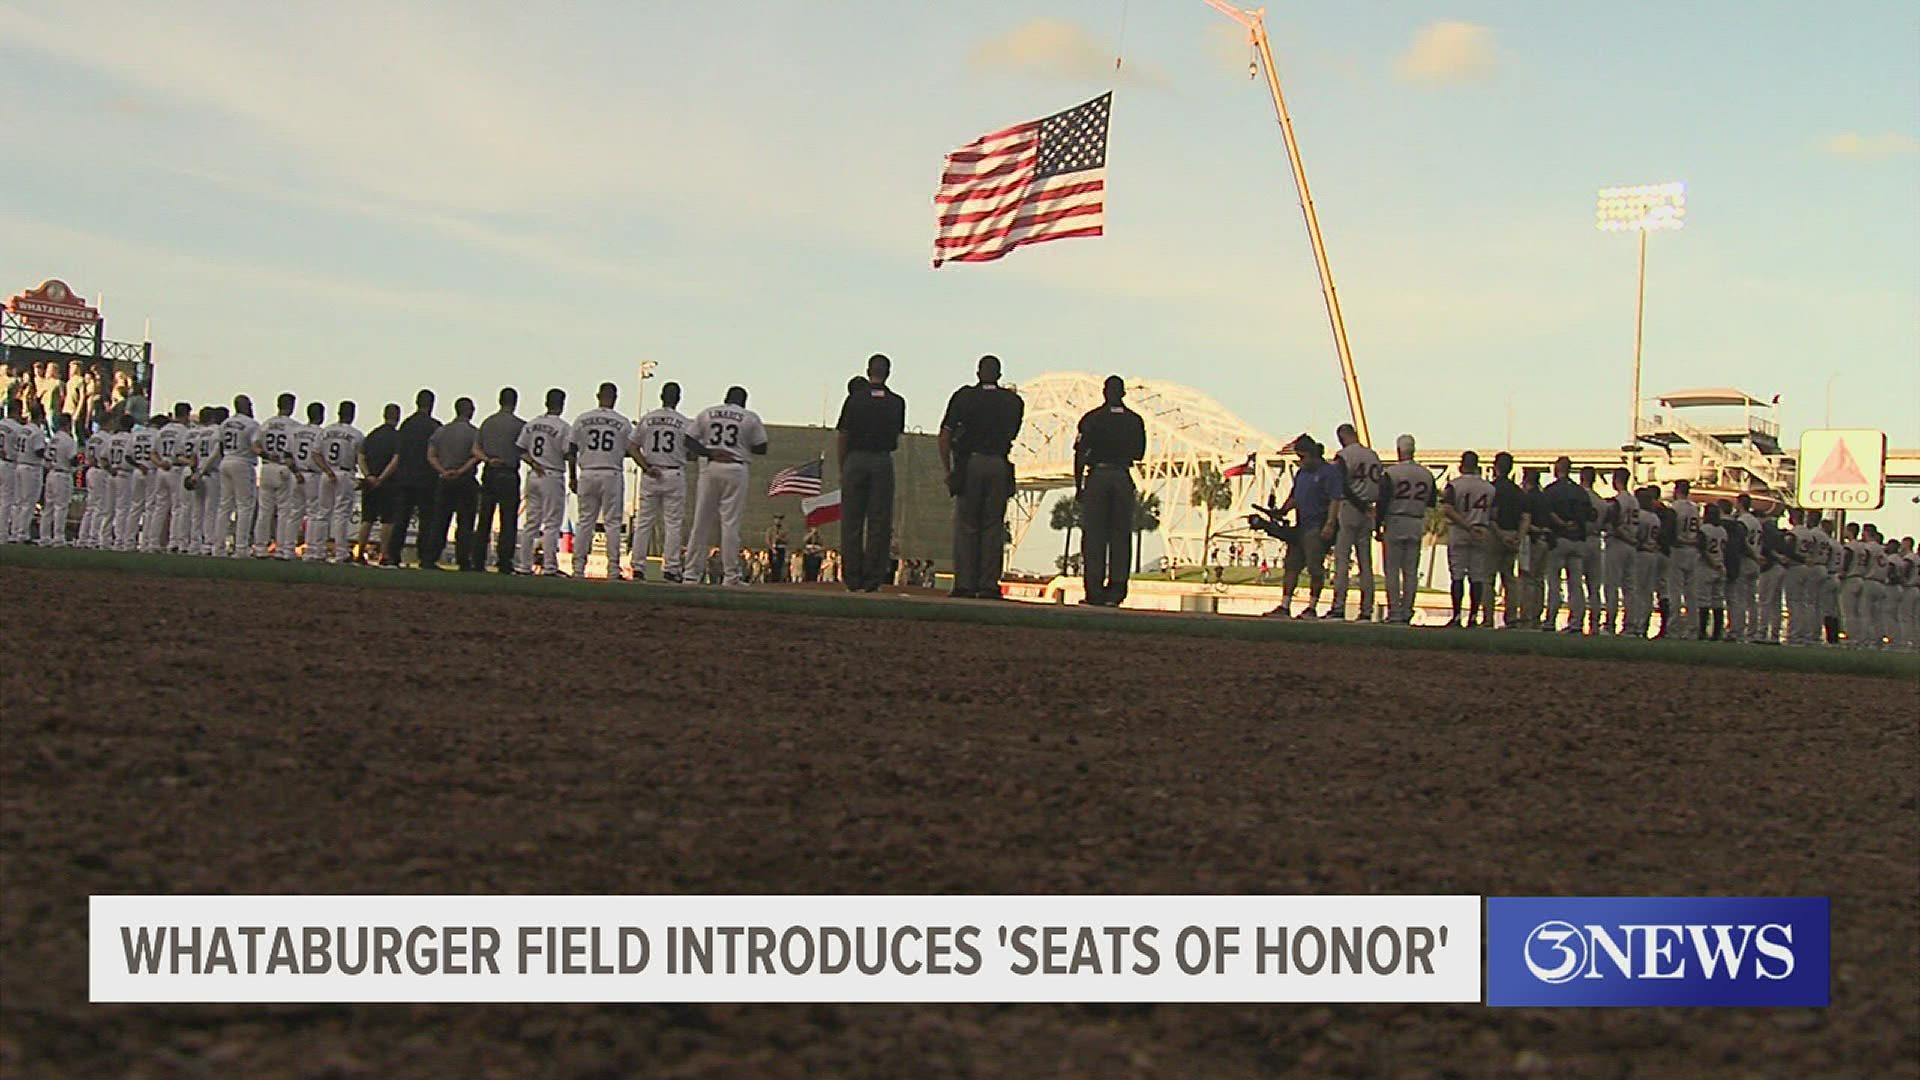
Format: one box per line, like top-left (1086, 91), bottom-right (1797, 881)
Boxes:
top-left (6, 545), bottom-right (1914, 680)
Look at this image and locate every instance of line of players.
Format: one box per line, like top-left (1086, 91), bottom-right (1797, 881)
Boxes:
top-left (0, 382), bottom-right (770, 586)
top-left (1380, 444), bottom-right (1916, 648)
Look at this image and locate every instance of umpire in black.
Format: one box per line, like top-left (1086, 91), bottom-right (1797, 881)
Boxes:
top-left (939, 354), bottom-right (1024, 598)
top-left (835, 353), bottom-right (906, 592)
top-left (1074, 375), bottom-right (1146, 607)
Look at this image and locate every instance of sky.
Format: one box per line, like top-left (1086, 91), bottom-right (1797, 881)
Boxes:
top-left (3, 0), bottom-right (1917, 540)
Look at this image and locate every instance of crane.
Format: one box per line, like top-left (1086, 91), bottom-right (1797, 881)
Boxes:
top-left (1200, 0), bottom-right (1370, 447)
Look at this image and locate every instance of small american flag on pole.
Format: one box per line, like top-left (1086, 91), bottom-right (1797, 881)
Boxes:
top-left (932, 92), bottom-right (1112, 268)
top-left (767, 458), bottom-right (824, 498)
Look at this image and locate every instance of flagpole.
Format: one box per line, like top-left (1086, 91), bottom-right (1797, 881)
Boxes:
top-left (1201, 1), bottom-right (1370, 447)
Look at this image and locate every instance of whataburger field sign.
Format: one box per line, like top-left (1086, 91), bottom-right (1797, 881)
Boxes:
top-left (1796, 428), bottom-right (1887, 511)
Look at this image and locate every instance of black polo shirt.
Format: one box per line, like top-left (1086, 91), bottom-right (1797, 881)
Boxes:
top-left (1540, 477), bottom-right (1592, 540)
top-left (362, 422), bottom-right (398, 477)
top-left (1075, 403), bottom-right (1146, 467)
top-left (1491, 476), bottom-right (1527, 531)
top-left (395, 412), bottom-right (441, 485)
top-left (940, 383), bottom-right (1025, 457)
top-left (835, 384), bottom-right (905, 453)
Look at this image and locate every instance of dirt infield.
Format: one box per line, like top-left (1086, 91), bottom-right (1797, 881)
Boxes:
top-left (3, 564), bottom-right (1916, 1078)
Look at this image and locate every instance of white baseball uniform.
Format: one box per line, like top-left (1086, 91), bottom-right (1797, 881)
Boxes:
top-left (683, 403), bottom-right (768, 586)
top-left (1579, 485), bottom-right (1607, 631)
top-left (216, 413), bottom-right (260, 556)
top-left (1330, 441), bottom-right (1382, 620)
top-left (1839, 538), bottom-right (1870, 647)
top-left (311, 421), bottom-right (365, 563)
top-left (106, 430), bottom-right (136, 550)
top-left (1380, 459), bottom-right (1434, 624)
top-left (633, 406), bottom-right (692, 579)
top-left (1601, 488), bottom-right (1638, 634)
top-left (287, 420), bottom-right (322, 555)
top-left (190, 422), bottom-right (223, 555)
top-left (570, 407), bottom-right (634, 578)
top-left (1727, 510), bottom-right (1762, 643)
top-left (1628, 508), bottom-right (1662, 637)
top-left (515, 413), bottom-right (571, 574)
top-left (1667, 497), bottom-right (1702, 639)
top-left (1785, 525), bottom-right (1824, 645)
top-left (39, 429), bottom-right (78, 545)
top-left (146, 422), bottom-right (184, 552)
top-left (254, 414), bottom-right (301, 559)
top-left (80, 429), bottom-right (111, 548)
top-left (1440, 473), bottom-right (1494, 585)
top-left (1698, 520), bottom-right (1728, 613)
top-left (8, 421), bottom-right (47, 543)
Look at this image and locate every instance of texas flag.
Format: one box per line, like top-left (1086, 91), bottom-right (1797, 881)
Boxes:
top-left (1222, 453), bottom-right (1256, 479)
top-left (802, 489), bottom-right (843, 528)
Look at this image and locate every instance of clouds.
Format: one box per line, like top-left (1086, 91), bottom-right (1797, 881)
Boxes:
top-left (969, 18), bottom-right (1164, 88)
top-left (1820, 132), bottom-right (1919, 160)
top-left (1395, 21), bottom-right (1495, 85)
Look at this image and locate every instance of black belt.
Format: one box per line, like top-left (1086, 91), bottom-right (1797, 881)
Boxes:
top-left (1090, 462), bottom-right (1131, 470)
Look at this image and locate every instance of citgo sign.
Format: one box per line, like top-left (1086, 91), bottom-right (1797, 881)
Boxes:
top-left (1796, 429), bottom-right (1886, 511)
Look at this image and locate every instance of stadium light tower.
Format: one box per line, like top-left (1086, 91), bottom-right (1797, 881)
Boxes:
top-left (1596, 181), bottom-right (1686, 456)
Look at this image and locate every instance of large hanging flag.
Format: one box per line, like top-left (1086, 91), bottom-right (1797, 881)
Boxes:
top-left (932, 92), bottom-right (1111, 268)
top-left (767, 458), bottom-right (825, 498)
top-left (1222, 453), bottom-right (1256, 479)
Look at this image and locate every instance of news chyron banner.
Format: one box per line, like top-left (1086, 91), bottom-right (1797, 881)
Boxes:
top-left (1796, 428), bottom-right (1887, 511)
top-left (91, 895), bottom-right (1482, 1004)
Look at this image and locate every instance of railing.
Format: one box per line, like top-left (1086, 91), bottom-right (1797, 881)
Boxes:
top-left (1645, 411), bottom-right (1792, 492)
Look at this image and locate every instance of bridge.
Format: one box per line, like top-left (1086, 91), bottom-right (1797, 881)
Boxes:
top-left (1008, 373), bottom-right (1918, 564)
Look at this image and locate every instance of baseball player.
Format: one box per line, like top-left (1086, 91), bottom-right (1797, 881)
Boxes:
top-left (7, 407), bottom-right (47, 543)
top-left (0, 403), bottom-right (19, 539)
top-left (291, 402), bottom-right (326, 558)
top-left (1379, 434), bottom-right (1434, 625)
top-left (253, 393), bottom-right (302, 560)
top-left (79, 418), bottom-right (113, 548)
top-left (1839, 521), bottom-right (1869, 647)
top-left (1898, 538), bottom-right (1919, 650)
top-left (633, 381), bottom-right (693, 582)
top-left (1666, 480), bottom-right (1702, 639)
top-left (1785, 509), bottom-right (1825, 645)
top-left (1627, 487), bottom-right (1664, 637)
top-left (1755, 506), bottom-right (1790, 644)
top-left (1820, 516), bottom-right (1844, 644)
top-left (1539, 457), bottom-right (1591, 635)
top-left (1698, 503), bottom-right (1729, 640)
top-left (106, 415), bottom-right (138, 551)
top-left (38, 412), bottom-right (79, 545)
top-left (310, 402), bottom-right (365, 564)
top-left (1600, 467), bottom-right (1638, 635)
top-left (515, 388), bottom-right (571, 575)
top-left (146, 404), bottom-right (189, 552)
top-left (1578, 466), bottom-right (1606, 633)
top-left (568, 382), bottom-right (637, 580)
top-left (215, 395), bottom-right (262, 557)
top-left (1329, 422), bottom-right (1381, 621)
top-left (1439, 450), bottom-right (1494, 627)
top-left (131, 415), bottom-right (161, 549)
top-left (1864, 525), bottom-right (1893, 649)
top-left (188, 406), bottom-right (224, 555)
top-left (684, 386), bottom-right (770, 588)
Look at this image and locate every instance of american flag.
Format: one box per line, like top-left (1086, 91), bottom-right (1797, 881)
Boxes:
top-left (932, 92), bottom-right (1111, 268)
top-left (767, 458), bottom-right (824, 498)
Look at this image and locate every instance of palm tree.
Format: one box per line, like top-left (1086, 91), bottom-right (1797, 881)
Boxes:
top-left (1131, 492), bottom-right (1162, 572)
top-left (1050, 495), bottom-right (1081, 573)
top-left (1190, 462), bottom-right (1233, 563)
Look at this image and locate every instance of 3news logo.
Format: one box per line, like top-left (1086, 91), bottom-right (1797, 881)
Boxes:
top-left (1486, 898), bottom-right (1829, 1007)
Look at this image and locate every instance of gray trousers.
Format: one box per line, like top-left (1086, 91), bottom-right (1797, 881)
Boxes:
top-left (1383, 532), bottom-right (1421, 623)
top-left (1330, 503), bottom-right (1376, 619)
top-left (840, 450), bottom-right (894, 590)
top-left (1628, 550), bottom-right (1662, 636)
top-left (1602, 536), bottom-right (1634, 632)
top-left (1080, 466), bottom-right (1134, 604)
top-left (1668, 548), bottom-right (1701, 639)
top-left (1756, 565), bottom-right (1786, 643)
top-left (1579, 537), bottom-right (1603, 630)
top-left (1544, 540), bottom-right (1586, 630)
top-left (952, 454), bottom-right (1012, 594)
top-left (1726, 568), bottom-right (1757, 642)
